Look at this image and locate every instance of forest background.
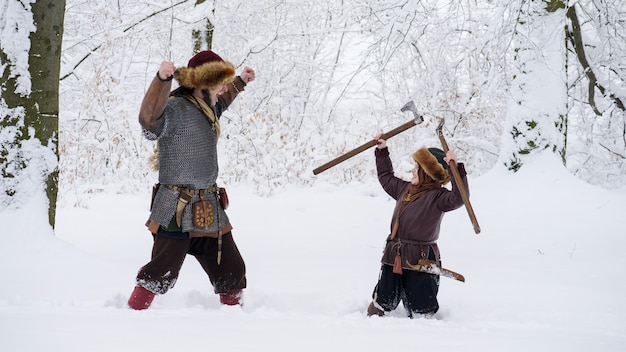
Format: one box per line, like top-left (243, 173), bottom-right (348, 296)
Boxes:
top-left (1, 2), bottom-right (625, 350)
top-left (53, 0), bottom-right (625, 201)
top-left (59, 0), bottom-right (626, 201)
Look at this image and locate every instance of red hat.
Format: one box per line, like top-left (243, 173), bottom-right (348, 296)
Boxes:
top-left (174, 50), bottom-right (235, 90)
top-left (187, 50), bottom-right (225, 68)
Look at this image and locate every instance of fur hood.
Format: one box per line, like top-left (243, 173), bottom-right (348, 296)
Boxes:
top-left (412, 147), bottom-right (450, 185)
top-left (174, 60), bottom-right (235, 90)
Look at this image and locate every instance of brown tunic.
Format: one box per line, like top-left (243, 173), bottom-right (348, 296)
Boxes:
top-left (375, 147), bottom-right (469, 269)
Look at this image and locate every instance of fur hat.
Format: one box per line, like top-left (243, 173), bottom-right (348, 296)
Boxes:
top-left (174, 50), bottom-right (235, 90)
top-left (412, 147), bottom-right (450, 184)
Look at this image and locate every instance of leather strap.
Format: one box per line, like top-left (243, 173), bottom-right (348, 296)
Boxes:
top-left (186, 95), bottom-right (221, 140)
top-left (145, 220), bottom-right (160, 234)
top-left (164, 184), bottom-right (218, 195)
top-left (390, 186), bottom-right (430, 239)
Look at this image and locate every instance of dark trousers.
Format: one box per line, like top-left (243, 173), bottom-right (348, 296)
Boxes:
top-left (372, 264), bottom-right (440, 317)
top-left (136, 231), bottom-right (246, 295)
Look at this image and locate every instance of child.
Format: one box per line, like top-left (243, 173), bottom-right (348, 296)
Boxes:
top-left (367, 134), bottom-right (469, 318)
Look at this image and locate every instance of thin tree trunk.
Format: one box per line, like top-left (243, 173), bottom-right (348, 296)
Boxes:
top-left (565, 5), bottom-right (625, 114)
top-left (28, 0), bottom-right (66, 227)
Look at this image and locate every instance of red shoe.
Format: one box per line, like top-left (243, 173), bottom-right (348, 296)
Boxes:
top-left (219, 289), bottom-right (242, 306)
top-left (128, 286), bottom-right (155, 310)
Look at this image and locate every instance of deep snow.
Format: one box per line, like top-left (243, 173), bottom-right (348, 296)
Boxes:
top-left (1, 153), bottom-right (625, 351)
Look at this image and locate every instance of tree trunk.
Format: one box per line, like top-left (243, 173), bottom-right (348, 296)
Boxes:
top-left (0, 0), bottom-right (65, 228)
top-left (31, 0), bottom-right (65, 228)
top-left (502, 0), bottom-right (568, 171)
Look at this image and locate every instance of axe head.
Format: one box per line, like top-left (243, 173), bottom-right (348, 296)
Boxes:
top-left (400, 100), bottom-right (424, 124)
top-left (436, 116), bottom-right (445, 131)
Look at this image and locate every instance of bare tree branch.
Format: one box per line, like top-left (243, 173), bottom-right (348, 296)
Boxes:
top-left (566, 5), bottom-right (625, 115)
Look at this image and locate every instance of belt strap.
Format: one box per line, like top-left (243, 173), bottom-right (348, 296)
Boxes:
top-left (165, 184), bottom-right (219, 195)
top-left (164, 185), bottom-right (218, 228)
top-left (391, 238), bottom-right (440, 267)
top-left (390, 238), bottom-right (436, 246)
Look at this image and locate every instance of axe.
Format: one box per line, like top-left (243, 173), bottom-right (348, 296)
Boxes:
top-left (312, 101), bottom-right (424, 175)
top-left (436, 117), bottom-right (481, 234)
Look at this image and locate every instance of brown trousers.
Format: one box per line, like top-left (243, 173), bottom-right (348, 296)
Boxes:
top-left (135, 231), bottom-right (246, 295)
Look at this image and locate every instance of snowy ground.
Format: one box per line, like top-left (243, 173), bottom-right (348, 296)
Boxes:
top-left (1, 153), bottom-right (625, 351)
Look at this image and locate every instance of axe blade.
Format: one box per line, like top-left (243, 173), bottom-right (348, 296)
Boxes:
top-left (400, 100), bottom-right (424, 124)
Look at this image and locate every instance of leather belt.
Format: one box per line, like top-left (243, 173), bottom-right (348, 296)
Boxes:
top-left (164, 185), bottom-right (217, 227)
top-left (164, 184), bottom-right (219, 195)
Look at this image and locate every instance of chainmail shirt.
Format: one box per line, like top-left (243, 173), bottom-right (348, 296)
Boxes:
top-left (143, 96), bottom-right (230, 235)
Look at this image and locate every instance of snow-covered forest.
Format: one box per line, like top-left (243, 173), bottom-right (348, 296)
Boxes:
top-left (54, 0), bottom-right (625, 199)
top-left (2, 2), bottom-right (626, 350)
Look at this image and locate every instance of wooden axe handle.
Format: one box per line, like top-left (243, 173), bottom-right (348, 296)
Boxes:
top-left (437, 125), bottom-right (481, 234)
top-left (312, 119), bottom-right (417, 175)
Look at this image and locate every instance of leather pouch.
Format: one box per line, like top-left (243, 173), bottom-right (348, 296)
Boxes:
top-left (219, 187), bottom-right (229, 210)
top-left (192, 200), bottom-right (214, 228)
